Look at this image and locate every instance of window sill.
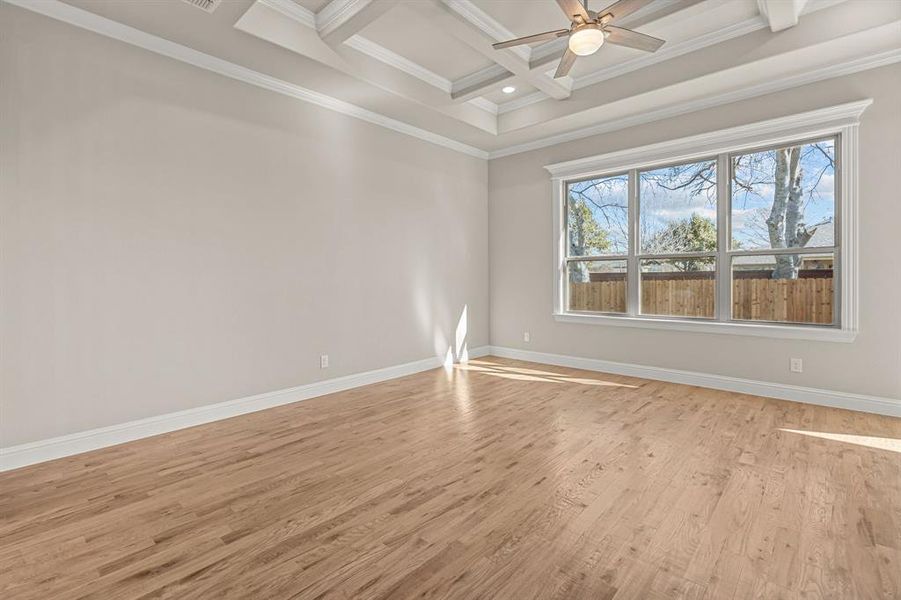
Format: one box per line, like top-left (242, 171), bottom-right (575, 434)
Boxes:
top-left (553, 312), bottom-right (857, 343)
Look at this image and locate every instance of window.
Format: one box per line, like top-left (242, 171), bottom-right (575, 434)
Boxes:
top-left (729, 138), bottom-right (837, 325)
top-left (548, 100), bottom-right (867, 341)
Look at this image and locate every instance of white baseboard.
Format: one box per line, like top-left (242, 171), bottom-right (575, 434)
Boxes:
top-left (488, 346), bottom-right (901, 418)
top-left (0, 347), bottom-right (489, 472)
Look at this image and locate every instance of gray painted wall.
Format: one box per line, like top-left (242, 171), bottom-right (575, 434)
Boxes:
top-left (488, 65), bottom-right (901, 400)
top-left (0, 6), bottom-right (489, 446)
top-left (3, 5), bottom-right (899, 449)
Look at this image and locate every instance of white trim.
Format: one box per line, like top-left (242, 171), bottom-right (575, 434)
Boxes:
top-left (344, 35), bottom-right (452, 93)
top-left (343, 35), bottom-right (500, 114)
top-left (0, 347), bottom-right (490, 472)
top-left (488, 51), bottom-right (900, 159)
top-left (572, 17), bottom-right (767, 91)
top-left (315, 0), bottom-right (371, 36)
top-left (496, 0), bottom-right (850, 115)
top-left (260, 0), bottom-right (500, 116)
top-left (546, 100), bottom-right (869, 341)
top-left (441, 0), bottom-right (530, 62)
top-left (544, 100), bottom-right (872, 178)
top-left (4, 0), bottom-right (490, 160)
top-left (495, 15), bottom-right (770, 115)
top-left (8, 0), bottom-right (897, 162)
top-left (258, 0), bottom-right (316, 27)
top-left (488, 346), bottom-right (901, 417)
top-left (553, 313), bottom-right (856, 342)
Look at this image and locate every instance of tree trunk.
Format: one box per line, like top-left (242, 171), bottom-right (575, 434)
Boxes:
top-left (569, 202), bottom-right (589, 283)
top-left (768, 147), bottom-right (803, 279)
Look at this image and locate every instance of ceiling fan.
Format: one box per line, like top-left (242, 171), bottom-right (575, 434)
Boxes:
top-left (492, 0), bottom-right (665, 79)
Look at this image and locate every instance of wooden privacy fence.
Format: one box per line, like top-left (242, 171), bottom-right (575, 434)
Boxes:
top-left (569, 275), bottom-right (833, 324)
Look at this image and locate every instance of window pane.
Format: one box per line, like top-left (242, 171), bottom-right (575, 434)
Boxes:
top-left (640, 257), bottom-right (715, 318)
top-left (639, 159), bottom-right (717, 254)
top-left (731, 138), bottom-right (835, 251)
top-left (567, 260), bottom-right (627, 314)
top-left (567, 174), bottom-right (629, 256)
top-left (732, 253), bottom-right (834, 325)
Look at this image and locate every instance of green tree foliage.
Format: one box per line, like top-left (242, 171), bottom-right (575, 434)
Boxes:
top-left (568, 199), bottom-right (611, 257)
top-left (644, 213), bottom-right (716, 271)
top-left (568, 198), bottom-right (612, 283)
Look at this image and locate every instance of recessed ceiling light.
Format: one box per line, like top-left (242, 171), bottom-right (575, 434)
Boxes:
top-left (502, 86), bottom-right (516, 94)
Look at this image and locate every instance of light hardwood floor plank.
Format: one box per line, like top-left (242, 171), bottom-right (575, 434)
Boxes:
top-left (1, 356), bottom-right (898, 599)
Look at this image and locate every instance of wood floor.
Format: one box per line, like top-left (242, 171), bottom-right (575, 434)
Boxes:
top-left (1, 357), bottom-right (899, 599)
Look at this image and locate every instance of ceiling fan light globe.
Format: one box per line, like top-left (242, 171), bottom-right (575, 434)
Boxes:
top-left (568, 26), bottom-right (605, 56)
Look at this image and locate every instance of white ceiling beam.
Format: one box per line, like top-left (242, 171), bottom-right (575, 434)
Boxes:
top-left (414, 0), bottom-right (572, 101)
top-left (445, 0), bottom-right (706, 102)
top-left (240, 0), bottom-right (497, 133)
top-left (757, 0), bottom-right (810, 32)
top-left (450, 64), bottom-right (512, 101)
top-left (316, 0), bottom-right (399, 45)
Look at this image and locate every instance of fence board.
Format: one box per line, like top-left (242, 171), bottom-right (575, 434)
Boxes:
top-left (569, 277), bottom-right (833, 324)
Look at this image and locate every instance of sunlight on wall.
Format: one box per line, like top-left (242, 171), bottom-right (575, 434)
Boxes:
top-left (779, 429), bottom-right (901, 453)
top-left (444, 347), bottom-right (455, 372)
top-left (455, 305), bottom-right (468, 364)
top-left (442, 304), bottom-right (469, 371)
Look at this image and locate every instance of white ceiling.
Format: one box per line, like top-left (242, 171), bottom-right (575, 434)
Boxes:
top-left (16, 0), bottom-right (901, 158)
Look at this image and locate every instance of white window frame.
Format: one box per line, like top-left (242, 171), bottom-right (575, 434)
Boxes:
top-left (546, 100), bottom-right (871, 343)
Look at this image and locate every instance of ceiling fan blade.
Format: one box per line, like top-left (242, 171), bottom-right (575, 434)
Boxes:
top-left (554, 48), bottom-right (578, 78)
top-left (492, 29), bottom-right (569, 50)
top-left (596, 0), bottom-right (654, 23)
top-left (555, 0), bottom-right (589, 23)
top-left (604, 25), bottom-right (665, 52)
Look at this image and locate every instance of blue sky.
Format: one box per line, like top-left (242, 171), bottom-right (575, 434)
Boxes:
top-left (731, 139), bottom-right (835, 249)
top-left (568, 138), bottom-right (835, 253)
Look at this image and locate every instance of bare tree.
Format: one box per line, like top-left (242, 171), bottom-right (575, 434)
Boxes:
top-left (765, 146), bottom-right (832, 278)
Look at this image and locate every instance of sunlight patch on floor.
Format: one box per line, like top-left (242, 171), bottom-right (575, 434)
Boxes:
top-left (779, 428), bottom-right (901, 453)
top-left (458, 361), bottom-right (637, 388)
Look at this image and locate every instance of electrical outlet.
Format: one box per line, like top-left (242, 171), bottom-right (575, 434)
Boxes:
top-left (320, 354), bottom-right (329, 369)
top-left (790, 358), bottom-right (803, 373)
top-left (523, 331), bottom-right (530, 343)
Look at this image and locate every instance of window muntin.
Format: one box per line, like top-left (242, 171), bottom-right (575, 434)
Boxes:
top-left (560, 135), bottom-right (841, 329)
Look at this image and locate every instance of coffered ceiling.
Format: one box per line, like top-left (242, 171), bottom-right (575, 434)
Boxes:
top-left (11, 0), bottom-right (901, 158)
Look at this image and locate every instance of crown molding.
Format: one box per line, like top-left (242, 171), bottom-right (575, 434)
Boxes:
top-left (345, 34), bottom-right (452, 92)
top-left (316, 0), bottom-right (368, 36)
top-left (496, 16), bottom-right (769, 115)
top-left (8, 0), bottom-right (896, 163)
top-left (573, 16), bottom-right (767, 91)
top-left (440, 0), bottom-right (530, 63)
top-left (489, 49), bottom-right (900, 159)
top-left (261, 0), bottom-right (500, 118)
top-left (543, 98), bottom-right (872, 178)
top-left (5, 0), bottom-right (490, 159)
top-left (258, 0), bottom-right (315, 28)
top-left (495, 0), bottom-right (851, 115)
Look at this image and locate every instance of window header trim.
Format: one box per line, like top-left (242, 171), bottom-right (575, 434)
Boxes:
top-left (544, 100), bottom-right (872, 181)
